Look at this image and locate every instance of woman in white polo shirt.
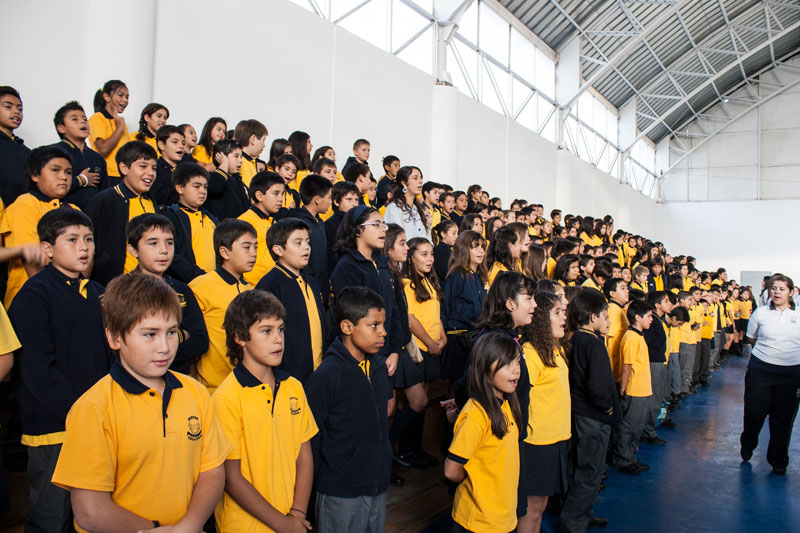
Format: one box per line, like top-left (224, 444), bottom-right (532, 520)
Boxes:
top-left (740, 273), bottom-right (800, 474)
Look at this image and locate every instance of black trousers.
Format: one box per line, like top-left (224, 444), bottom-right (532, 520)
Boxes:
top-left (741, 356), bottom-right (800, 470)
top-left (693, 339), bottom-right (710, 383)
top-left (24, 444), bottom-right (72, 533)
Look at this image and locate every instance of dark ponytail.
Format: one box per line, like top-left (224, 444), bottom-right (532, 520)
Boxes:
top-left (93, 80), bottom-right (126, 114)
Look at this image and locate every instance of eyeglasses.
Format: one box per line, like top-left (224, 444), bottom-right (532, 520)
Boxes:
top-left (359, 221), bottom-right (388, 230)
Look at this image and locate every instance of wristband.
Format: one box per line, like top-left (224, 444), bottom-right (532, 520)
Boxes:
top-left (290, 507), bottom-right (306, 517)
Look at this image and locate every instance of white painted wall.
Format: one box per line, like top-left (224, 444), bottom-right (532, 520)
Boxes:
top-left (3, 0), bottom-right (662, 241)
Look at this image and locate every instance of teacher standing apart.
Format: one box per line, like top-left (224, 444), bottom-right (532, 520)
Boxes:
top-left (740, 273), bottom-right (800, 474)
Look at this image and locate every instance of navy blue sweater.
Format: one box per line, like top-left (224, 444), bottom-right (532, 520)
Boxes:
top-left (256, 264), bottom-right (327, 383)
top-left (433, 243), bottom-right (452, 283)
top-left (164, 275), bottom-right (209, 375)
top-left (8, 266), bottom-right (113, 437)
top-left (643, 313), bottom-right (668, 363)
top-left (0, 130), bottom-right (30, 206)
top-left (329, 250), bottom-right (403, 357)
top-left (287, 207), bottom-right (328, 298)
top-left (205, 169), bottom-right (249, 220)
top-left (324, 209), bottom-right (346, 274)
top-left (151, 157), bottom-right (179, 206)
top-left (442, 269), bottom-right (487, 331)
top-left (56, 139), bottom-right (109, 210)
top-left (305, 338), bottom-right (392, 497)
top-left (567, 330), bottom-right (622, 427)
top-left (162, 204), bottom-right (219, 283)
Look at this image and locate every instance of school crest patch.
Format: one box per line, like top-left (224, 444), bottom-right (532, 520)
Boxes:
top-left (187, 415), bottom-right (202, 441)
top-left (289, 397), bottom-right (301, 415)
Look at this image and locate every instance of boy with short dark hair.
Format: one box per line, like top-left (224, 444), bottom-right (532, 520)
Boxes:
top-left (126, 213), bottom-right (209, 375)
top-left (53, 100), bottom-right (108, 209)
top-left (376, 154), bottom-right (399, 207)
top-left (206, 139), bottom-right (249, 220)
top-left (150, 124), bottom-right (186, 205)
top-left (190, 219), bottom-right (257, 393)
top-left (86, 140), bottom-right (158, 285)
top-left (312, 157), bottom-right (338, 184)
top-left (51, 274), bottom-right (230, 532)
top-left (603, 277), bottom-right (630, 384)
top-left (214, 290), bottom-right (317, 531)
top-left (422, 181), bottom-right (442, 228)
top-left (342, 138), bottom-right (371, 177)
top-left (238, 171), bottom-right (286, 285)
top-left (288, 174), bottom-right (333, 295)
top-left (275, 153), bottom-right (302, 209)
top-left (342, 161), bottom-right (370, 204)
top-left (233, 119), bottom-right (268, 187)
top-left (256, 218), bottom-right (326, 383)
top-left (0, 86), bottom-right (30, 206)
top-left (611, 299), bottom-right (654, 474)
top-left (641, 291), bottom-right (675, 444)
top-left (2, 145), bottom-right (77, 307)
top-left (163, 162), bottom-right (218, 283)
top-left (325, 181), bottom-right (360, 273)
top-left (9, 208), bottom-right (112, 532)
top-left (306, 285), bottom-right (392, 532)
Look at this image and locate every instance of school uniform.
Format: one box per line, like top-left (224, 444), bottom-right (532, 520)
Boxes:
top-left (287, 207), bottom-right (329, 297)
top-left (288, 169), bottom-right (311, 193)
top-left (129, 131), bottom-right (159, 155)
top-left (630, 280), bottom-right (649, 294)
top-left (606, 301), bottom-right (629, 383)
top-left (611, 328), bottom-right (652, 469)
top-left (150, 157), bottom-right (179, 206)
top-left (256, 263), bottom-right (325, 383)
top-left (282, 188), bottom-right (300, 210)
top-left (0, 130), bottom-right (30, 206)
top-left (647, 272), bottom-right (667, 292)
top-left (205, 169), bottom-right (249, 221)
top-left (51, 359), bottom-right (231, 532)
top-left (324, 209), bottom-right (346, 275)
top-left (192, 145), bottom-right (213, 165)
top-left (56, 138), bottom-right (109, 209)
top-left (0, 305), bottom-right (20, 356)
top-left (329, 250), bottom-right (403, 359)
top-left (522, 345), bottom-right (571, 497)
top-left (239, 153), bottom-right (261, 187)
top-left (164, 275), bottom-right (209, 375)
top-left (88, 109), bottom-right (128, 178)
top-left (305, 337), bottom-right (393, 533)
top-left (581, 277), bottom-right (602, 291)
top-left (163, 204), bottom-right (218, 283)
top-left (433, 242), bottom-right (451, 282)
top-left (488, 261), bottom-right (510, 287)
top-left (448, 398), bottom-right (519, 533)
top-left (212, 364), bottom-right (318, 532)
top-left (85, 181), bottom-right (156, 285)
top-left (376, 174), bottom-right (393, 207)
top-left (450, 209), bottom-right (464, 228)
top-left (1, 190), bottom-right (78, 308)
top-left (678, 309), bottom-right (697, 394)
top-left (667, 325), bottom-right (682, 398)
top-left (546, 256), bottom-right (557, 279)
top-left (238, 206), bottom-right (280, 286)
top-left (189, 267), bottom-right (253, 394)
top-left (403, 277), bottom-right (442, 381)
top-left (388, 268), bottom-right (423, 390)
top-left (642, 314), bottom-right (669, 439)
top-left (441, 269), bottom-right (487, 381)
top-left (8, 265), bottom-right (112, 532)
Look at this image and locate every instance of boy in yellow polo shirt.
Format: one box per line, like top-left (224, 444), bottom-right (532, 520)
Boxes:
top-left (51, 273), bottom-right (230, 532)
top-left (603, 278), bottom-right (630, 384)
top-left (239, 171), bottom-right (286, 285)
top-left (233, 119), bottom-right (268, 188)
top-left (190, 220), bottom-right (257, 393)
top-left (611, 299), bottom-right (653, 475)
top-left (213, 290), bottom-right (317, 532)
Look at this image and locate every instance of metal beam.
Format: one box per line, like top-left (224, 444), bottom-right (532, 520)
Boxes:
top-left (623, 19), bottom-right (800, 152)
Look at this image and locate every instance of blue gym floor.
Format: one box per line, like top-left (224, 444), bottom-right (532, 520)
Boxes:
top-left (424, 353), bottom-right (800, 532)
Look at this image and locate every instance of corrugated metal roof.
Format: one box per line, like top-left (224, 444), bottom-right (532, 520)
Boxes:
top-left (496, 0), bottom-right (800, 145)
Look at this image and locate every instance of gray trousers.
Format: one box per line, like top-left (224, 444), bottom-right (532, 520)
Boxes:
top-left (560, 415), bottom-right (611, 533)
top-left (316, 492), bottom-right (386, 533)
top-left (24, 444), bottom-right (72, 533)
top-left (679, 343), bottom-right (695, 393)
top-left (693, 340), bottom-right (710, 383)
top-left (667, 354), bottom-right (681, 396)
top-left (611, 395), bottom-right (650, 467)
top-left (712, 331), bottom-right (725, 366)
top-left (642, 363), bottom-right (666, 438)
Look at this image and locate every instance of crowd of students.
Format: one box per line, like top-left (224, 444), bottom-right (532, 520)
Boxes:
top-left (0, 80), bottom-right (764, 533)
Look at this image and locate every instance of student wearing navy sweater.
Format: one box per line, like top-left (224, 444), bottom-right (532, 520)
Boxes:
top-left (287, 174), bottom-right (333, 299)
top-left (8, 208), bottom-right (113, 532)
top-left (305, 286), bottom-right (393, 533)
top-left (324, 181), bottom-right (360, 274)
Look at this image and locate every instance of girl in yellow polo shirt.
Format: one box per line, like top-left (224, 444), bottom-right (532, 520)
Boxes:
top-left (130, 103), bottom-right (168, 155)
top-left (486, 226), bottom-right (522, 286)
top-left (554, 254), bottom-right (580, 287)
top-left (193, 117), bottom-right (227, 172)
top-left (445, 332), bottom-right (522, 533)
top-left (89, 80), bottom-right (129, 178)
top-left (518, 291), bottom-right (570, 533)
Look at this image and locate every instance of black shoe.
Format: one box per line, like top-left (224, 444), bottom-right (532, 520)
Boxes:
top-left (390, 471), bottom-right (405, 485)
top-left (413, 449), bottom-right (439, 467)
top-left (678, 392), bottom-right (689, 399)
top-left (398, 452), bottom-right (427, 469)
top-left (393, 453), bottom-right (412, 468)
top-left (660, 418), bottom-right (677, 429)
top-left (740, 448), bottom-right (752, 462)
top-left (773, 467), bottom-right (787, 475)
top-left (599, 482), bottom-right (606, 491)
top-left (588, 517), bottom-right (609, 529)
top-left (617, 463), bottom-right (641, 475)
top-left (635, 461), bottom-right (650, 471)
top-left (641, 436), bottom-right (666, 446)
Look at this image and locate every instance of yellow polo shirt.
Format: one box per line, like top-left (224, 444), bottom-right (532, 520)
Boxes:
top-left (240, 155), bottom-right (258, 188)
top-left (89, 111), bottom-right (128, 177)
top-left (523, 344), bottom-right (571, 445)
top-left (237, 207), bottom-right (275, 286)
top-left (547, 256), bottom-right (557, 279)
top-left (128, 132), bottom-right (160, 156)
top-left (621, 329), bottom-right (651, 397)
top-left (691, 305), bottom-right (704, 342)
top-left (51, 361), bottom-right (231, 531)
top-left (740, 300), bottom-right (753, 319)
top-left (581, 277), bottom-right (601, 291)
top-left (118, 187), bottom-right (156, 274)
top-left (0, 305), bottom-right (20, 355)
top-left (488, 262), bottom-right (509, 287)
top-left (213, 365), bottom-right (317, 532)
top-left (182, 207), bottom-right (216, 273)
top-left (606, 301), bottom-right (629, 382)
top-left (449, 398), bottom-right (519, 533)
top-left (190, 268), bottom-right (253, 394)
top-left (404, 277), bottom-right (441, 352)
top-left (192, 145), bottom-right (213, 165)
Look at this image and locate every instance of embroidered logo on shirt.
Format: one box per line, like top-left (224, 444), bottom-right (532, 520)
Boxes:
top-left (187, 416), bottom-right (202, 441)
top-left (289, 397), bottom-right (301, 415)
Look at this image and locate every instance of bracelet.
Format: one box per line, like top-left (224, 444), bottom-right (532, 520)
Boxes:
top-left (78, 174), bottom-right (88, 187)
top-left (290, 507), bottom-right (306, 517)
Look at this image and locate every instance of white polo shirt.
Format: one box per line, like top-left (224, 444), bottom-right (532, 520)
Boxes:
top-left (747, 303), bottom-right (800, 366)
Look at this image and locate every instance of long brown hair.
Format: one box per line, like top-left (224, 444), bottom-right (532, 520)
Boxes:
top-left (447, 230), bottom-right (488, 284)
top-left (467, 332), bottom-right (523, 439)
top-left (383, 223), bottom-right (406, 279)
top-left (402, 237), bottom-right (443, 303)
top-left (526, 244), bottom-right (546, 281)
top-left (520, 291), bottom-right (564, 368)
